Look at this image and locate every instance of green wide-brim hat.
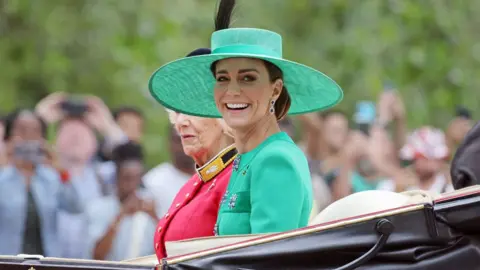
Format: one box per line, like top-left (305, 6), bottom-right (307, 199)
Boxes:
top-left (149, 28), bottom-right (343, 118)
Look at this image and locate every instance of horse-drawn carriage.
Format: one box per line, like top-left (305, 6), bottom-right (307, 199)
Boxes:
top-left (2, 185), bottom-right (480, 270)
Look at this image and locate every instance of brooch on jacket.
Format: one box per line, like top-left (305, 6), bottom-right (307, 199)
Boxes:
top-left (233, 155), bottom-right (241, 171)
top-left (221, 191), bottom-right (229, 205)
top-left (228, 194), bottom-right (238, 210)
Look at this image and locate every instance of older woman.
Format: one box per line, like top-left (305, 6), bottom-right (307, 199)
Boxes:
top-left (153, 48), bottom-right (237, 260)
top-left (148, 0), bottom-right (343, 237)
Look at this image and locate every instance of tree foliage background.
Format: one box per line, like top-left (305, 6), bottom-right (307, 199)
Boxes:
top-left (1, 0), bottom-right (479, 167)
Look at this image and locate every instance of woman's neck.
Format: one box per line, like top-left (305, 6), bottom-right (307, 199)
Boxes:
top-left (193, 135), bottom-right (232, 167)
top-left (234, 116), bottom-right (280, 154)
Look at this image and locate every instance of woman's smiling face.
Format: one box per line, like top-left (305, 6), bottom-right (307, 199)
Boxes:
top-left (213, 58), bottom-right (282, 131)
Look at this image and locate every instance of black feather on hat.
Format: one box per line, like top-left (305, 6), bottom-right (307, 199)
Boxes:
top-left (450, 120), bottom-right (480, 189)
top-left (184, 0), bottom-right (236, 59)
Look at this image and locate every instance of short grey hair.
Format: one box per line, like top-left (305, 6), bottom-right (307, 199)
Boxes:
top-left (165, 108), bottom-right (233, 138)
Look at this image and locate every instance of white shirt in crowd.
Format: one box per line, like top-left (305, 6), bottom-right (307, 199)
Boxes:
top-left (142, 163), bottom-right (191, 217)
top-left (85, 191), bottom-right (156, 261)
top-left (377, 173), bottom-right (454, 194)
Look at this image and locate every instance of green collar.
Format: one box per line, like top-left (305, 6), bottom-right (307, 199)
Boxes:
top-left (233, 132), bottom-right (292, 173)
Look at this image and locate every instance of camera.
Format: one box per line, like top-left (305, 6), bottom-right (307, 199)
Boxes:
top-left (60, 97), bottom-right (88, 117)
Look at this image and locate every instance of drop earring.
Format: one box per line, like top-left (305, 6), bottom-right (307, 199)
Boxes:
top-left (269, 100), bottom-right (276, 114)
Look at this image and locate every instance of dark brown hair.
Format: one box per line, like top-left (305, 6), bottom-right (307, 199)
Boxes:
top-left (3, 109), bottom-right (47, 141)
top-left (263, 61), bottom-right (291, 120)
top-left (112, 141), bottom-right (144, 168)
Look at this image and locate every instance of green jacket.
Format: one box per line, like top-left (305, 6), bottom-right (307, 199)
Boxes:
top-left (215, 132), bottom-right (313, 236)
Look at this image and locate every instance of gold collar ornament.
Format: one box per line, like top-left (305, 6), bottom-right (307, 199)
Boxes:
top-left (196, 145), bottom-right (237, 182)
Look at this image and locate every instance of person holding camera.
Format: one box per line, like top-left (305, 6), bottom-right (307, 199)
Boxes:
top-left (86, 142), bottom-right (157, 261)
top-left (34, 92), bottom-right (128, 258)
top-left (0, 109), bottom-right (83, 257)
top-left (36, 92), bottom-right (126, 188)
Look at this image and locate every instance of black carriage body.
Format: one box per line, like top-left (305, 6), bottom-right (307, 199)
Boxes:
top-left (0, 256), bottom-right (156, 270)
top-left (162, 189), bottom-right (480, 270)
top-left (1, 189), bottom-right (480, 270)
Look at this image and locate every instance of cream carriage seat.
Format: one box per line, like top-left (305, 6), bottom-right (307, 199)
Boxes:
top-left (309, 189), bottom-right (438, 226)
top-left (123, 254), bottom-right (159, 265)
top-left (122, 234), bottom-right (264, 265)
top-left (308, 185), bottom-right (480, 226)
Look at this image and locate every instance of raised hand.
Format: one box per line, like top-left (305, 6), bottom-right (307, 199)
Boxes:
top-left (140, 199), bottom-right (159, 220)
top-left (391, 92), bottom-right (406, 121)
top-left (83, 95), bottom-right (116, 134)
top-left (342, 131), bottom-right (368, 165)
top-left (35, 92), bottom-right (68, 124)
top-left (121, 194), bottom-right (143, 216)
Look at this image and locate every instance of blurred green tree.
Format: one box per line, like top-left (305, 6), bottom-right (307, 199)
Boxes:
top-left (0, 0), bottom-right (478, 167)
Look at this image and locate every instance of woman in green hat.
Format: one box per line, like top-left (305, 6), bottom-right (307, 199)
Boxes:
top-left (149, 0), bottom-right (343, 236)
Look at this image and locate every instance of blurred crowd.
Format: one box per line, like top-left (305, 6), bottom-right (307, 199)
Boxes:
top-left (0, 89), bottom-right (474, 261)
